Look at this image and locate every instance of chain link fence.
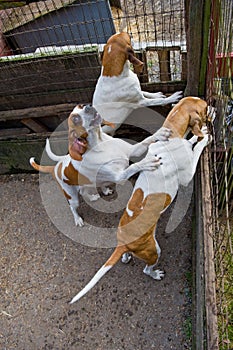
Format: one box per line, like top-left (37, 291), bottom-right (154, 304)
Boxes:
top-left (205, 0), bottom-right (232, 348)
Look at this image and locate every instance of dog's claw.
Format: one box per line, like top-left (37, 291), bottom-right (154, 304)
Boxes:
top-left (143, 267), bottom-right (165, 280)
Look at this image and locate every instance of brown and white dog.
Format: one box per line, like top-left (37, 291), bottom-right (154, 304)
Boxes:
top-left (93, 32), bottom-right (183, 134)
top-left (30, 104), bottom-right (171, 226)
top-left (70, 97), bottom-right (213, 303)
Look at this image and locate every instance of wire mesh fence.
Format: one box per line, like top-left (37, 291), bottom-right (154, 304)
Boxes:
top-left (205, 0), bottom-right (232, 348)
top-left (0, 0), bottom-right (186, 113)
top-left (0, 0), bottom-right (231, 347)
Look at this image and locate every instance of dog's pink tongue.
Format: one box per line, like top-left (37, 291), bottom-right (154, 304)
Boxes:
top-left (73, 139), bottom-right (86, 154)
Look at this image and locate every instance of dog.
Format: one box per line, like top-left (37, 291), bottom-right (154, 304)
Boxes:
top-left (92, 32), bottom-right (183, 135)
top-left (70, 96), bottom-right (213, 303)
top-left (30, 104), bottom-right (171, 227)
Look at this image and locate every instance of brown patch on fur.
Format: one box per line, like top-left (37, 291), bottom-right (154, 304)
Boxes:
top-left (102, 32), bottom-right (143, 76)
top-left (30, 159), bottom-right (54, 175)
top-left (63, 162), bottom-right (91, 186)
top-left (105, 245), bottom-right (128, 267)
top-left (117, 188), bottom-right (171, 265)
top-left (163, 96), bottom-right (207, 139)
top-left (63, 190), bottom-right (71, 200)
top-left (102, 119), bottom-right (116, 129)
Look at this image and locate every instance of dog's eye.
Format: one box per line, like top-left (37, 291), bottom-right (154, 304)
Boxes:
top-left (72, 114), bottom-right (82, 125)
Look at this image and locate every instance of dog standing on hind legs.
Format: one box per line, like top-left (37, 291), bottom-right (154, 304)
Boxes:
top-left (70, 96), bottom-right (213, 303)
top-left (30, 104), bottom-right (171, 226)
top-left (93, 32), bottom-right (183, 135)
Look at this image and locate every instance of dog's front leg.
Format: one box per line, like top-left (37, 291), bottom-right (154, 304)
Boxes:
top-left (191, 134), bottom-right (212, 178)
top-left (142, 91), bottom-right (166, 99)
top-left (114, 155), bottom-right (161, 182)
top-left (140, 91), bottom-right (183, 107)
top-left (129, 127), bottom-right (171, 157)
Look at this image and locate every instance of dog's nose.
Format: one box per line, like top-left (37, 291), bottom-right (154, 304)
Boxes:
top-left (84, 104), bottom-right (95, 114)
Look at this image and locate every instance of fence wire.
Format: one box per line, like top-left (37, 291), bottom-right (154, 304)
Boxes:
top-left (206, 0), bottom-right (232, 348)
top-left (0, 0), bottom-right (186, 112)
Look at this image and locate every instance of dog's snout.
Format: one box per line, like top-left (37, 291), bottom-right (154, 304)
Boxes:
top-left (84, 104), bottom-right (95, 114)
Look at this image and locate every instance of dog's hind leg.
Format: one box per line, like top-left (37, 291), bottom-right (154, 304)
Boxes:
top-left (121, 252), bottom-right (132, 264)
top-left (141, 238), bottom-right (165, 280)
top-left (143, 265), bottom-right (165, 280)
top-left (69, 198), bottom-right (84, 227)
top-left (63, 186), bottom-right (84, 226)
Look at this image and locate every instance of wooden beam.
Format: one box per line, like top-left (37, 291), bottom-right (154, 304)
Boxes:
top-left (185, 0), bottom-right (205, 96)
top-left (0, 127), bottom-right (30, 140)
top-left (0, 103), bottom-right (76, 122)
top-left (201, 150), bottom-right (219, 350)
top-left (21, 118), bottom-right (49, 133)
top-left (157, 50), bottom-right (171, 82)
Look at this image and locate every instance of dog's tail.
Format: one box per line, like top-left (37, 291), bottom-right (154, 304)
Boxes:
top-left (70, 245), bottom-right (128, 304)
top-left (45, 138), bottom-right (66, 162)
top-left (29, 157), bottom-right (54, 174)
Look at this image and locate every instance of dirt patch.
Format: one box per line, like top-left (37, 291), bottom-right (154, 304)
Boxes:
top-left (0, 174), bottom-right (192, 349)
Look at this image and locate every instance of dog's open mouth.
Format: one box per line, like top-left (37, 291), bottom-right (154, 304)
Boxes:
top-left (74, 136), bottom-right (87, 152)
top-left (71, 135), bottom-right (88, 154)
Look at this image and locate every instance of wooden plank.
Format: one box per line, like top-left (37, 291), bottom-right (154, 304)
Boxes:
top-left (181, 52), bottom-right (188, 81)
top-left (0, 103), bottom-right (76, 121)
top-left (201, 150), bottom-right (219, 350)
top-left (136, 51), bottom-right (149, 84)
top-left (185, 0), bottom-right (204, 96)
top-left (0, 89), bottom-right (94, 111)
top-left (157, 50), bottom-right (171, 82)
top-left (0, 131), bottom-right (68, 174)
top-left (141, 81), bottom-right (186, 94)
top-left (193, 167), bottom-right (206, 350)
top-left (0, 127), bottom-right (30, 139)
top-left (21, 118), bottom-right (49, 133)
top-left (0, 53), bottom-right (101, 96)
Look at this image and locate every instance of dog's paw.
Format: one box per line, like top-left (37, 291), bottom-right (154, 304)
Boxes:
top-left (143, 267), bottom-right (165, 280)
top-left (153, 127), bottom-right (172, 141)
top-left (88, 194), bottom-right (101, 202)
top-left (201, 126), bottom-right (208, 135)
top-left (102, 187), bottom-right (114, 196)
top-left (139, 155), bottom-right (161, 171)
top-left (74, 216), bottom-right (84, 227)
top-left (202, 133), bottom-right (212, 145)
top-left (167, 90), bottom-right (183, 103)
top-left (121, 253), bottom-right (132, 264)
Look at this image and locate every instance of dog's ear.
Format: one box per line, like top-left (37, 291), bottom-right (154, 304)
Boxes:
top-left (189, 112), bottom-right (204, 139)
top-left (127, 48), bottom-right (144, 74)
top-left (102, 119), bottom-right (116, 129)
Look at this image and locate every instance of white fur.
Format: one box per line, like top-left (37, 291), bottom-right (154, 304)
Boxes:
top-left (70, 265), bottom-right (112, 304)
top-left (45, 106), bottom-right (172, 226)
top-left (93, 61), bottom-right (183, 134)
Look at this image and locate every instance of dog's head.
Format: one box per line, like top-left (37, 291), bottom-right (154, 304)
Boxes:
top-left (164, 97), bottom-right (209, 139)
top-left (188, 98), bottom-right (208, 139)
top-left (102, 32), bottom-right (144, 76)
top-left (68, 105), bottom-right (102, 161)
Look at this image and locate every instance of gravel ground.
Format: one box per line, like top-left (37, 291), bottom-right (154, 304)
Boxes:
top-left (0, 173), bottom-right (193, 350)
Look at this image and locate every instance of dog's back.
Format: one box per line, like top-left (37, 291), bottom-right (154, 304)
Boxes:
top-left (134, 138), bottom-right (194, 203)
